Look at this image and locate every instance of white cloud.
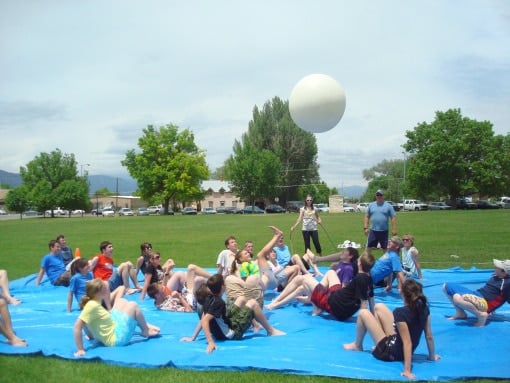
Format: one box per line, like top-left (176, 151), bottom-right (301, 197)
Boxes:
top-left (1, 0), bottom-right (509, 186)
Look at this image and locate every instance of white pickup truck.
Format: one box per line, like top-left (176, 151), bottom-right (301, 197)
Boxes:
top-left (403, 199), bottom-right (428, 211)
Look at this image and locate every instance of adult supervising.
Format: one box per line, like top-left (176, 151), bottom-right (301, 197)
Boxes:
top-left (364, 190), bottom-right (397, 249)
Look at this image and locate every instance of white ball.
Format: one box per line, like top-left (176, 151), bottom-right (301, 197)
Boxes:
top-left (289, 74), bottom-right (346, 133)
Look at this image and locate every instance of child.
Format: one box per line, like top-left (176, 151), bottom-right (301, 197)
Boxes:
top-left (147, 283), bottom-right (193, 312)
top-left (181, 274), bottom-right (285, 354)
top-left (0, 296), bottom-right (27, 347)
top-left (35, 240), bottom-right (71, 286)
top-left (73, 278), bottom-right (160, 356)
top-left (401, 234), bottom-right (422, 279)
top-left (68, 258), bottom-right (125, 312)
top-left (343, 279), bottom-right (440, 380)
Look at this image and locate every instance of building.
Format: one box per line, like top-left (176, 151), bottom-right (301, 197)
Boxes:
top-left (200, 180), bottom-right (245, 210)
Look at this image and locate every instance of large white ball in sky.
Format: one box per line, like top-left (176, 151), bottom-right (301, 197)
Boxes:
top-left (289, 74), bottom-right (346, 133)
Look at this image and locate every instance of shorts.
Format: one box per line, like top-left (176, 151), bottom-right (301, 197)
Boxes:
top-left (226, 304), bottom-right (254, 340)
top-left (111, 309), bottom-right (137, 346)
top-left (443, 283), bottom-right (482, 298)
top-left (372, 334), bottom-right (402, 362)
top-left (274, 268), bottom-right (288, 287)
top-left (54, 271), bottom-right (71, 287)
top-left (367, 230), bottom-right (389, 249)
top-left (108, 272), bottom-right (123, 291)
top-left (311, 284), bottom-right (341, 312)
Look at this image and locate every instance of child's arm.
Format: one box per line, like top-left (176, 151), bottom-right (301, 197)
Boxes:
top-left (73, 318), bottom-right (86, 357)
top-left (67, 291), bottom-right (74, 312)
top-left (180, 320), bottom-right (202, 342)
top-left (200, 313), bottom-right (217, 353)
top-left (35, 268), bottom-right (45, 286)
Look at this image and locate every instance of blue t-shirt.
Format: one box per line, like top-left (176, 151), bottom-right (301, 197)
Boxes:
top-left (366, 201), bottom-right (396, 231)
top-left (69, 272), bottom-right (93, 303)
top-left (273, 245), bottom-right (291, 266)
top-left (40, 253), bottom-right (66, 284)
top-left (370, 250), bottom-right (402, 284)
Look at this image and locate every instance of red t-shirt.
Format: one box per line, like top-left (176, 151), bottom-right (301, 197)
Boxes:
top-left (93, 254), bottom-right (114, 280)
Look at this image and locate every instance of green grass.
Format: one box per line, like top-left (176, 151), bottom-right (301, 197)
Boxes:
top-left (1, 210), bottom-right (508, 382)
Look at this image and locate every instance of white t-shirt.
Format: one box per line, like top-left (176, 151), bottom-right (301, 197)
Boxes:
top-left (216, 249), bottom-right (235, 276)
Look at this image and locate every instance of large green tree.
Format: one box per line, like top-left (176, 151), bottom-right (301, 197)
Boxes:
top-left (122, 124), bottom-right (209, 213)
top-left (225, 96), bottom-right (320, 204)
top-left (225, 142), bottom-right (281, 205)
top-left (403, 108), bottom-right (509, 200)
top-left (5, 185), bottom-right (31, 219)
top-left (19, 149), bottom-right (89, 216)
top-left (361, 159), bottom-right (405, 202)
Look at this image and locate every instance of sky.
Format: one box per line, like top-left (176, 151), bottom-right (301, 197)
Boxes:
top-left (1, 1), bottom-right (509, 188)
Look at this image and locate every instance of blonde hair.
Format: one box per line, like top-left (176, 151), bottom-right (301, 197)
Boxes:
top-left (79, 278), bottom-right (104, 310)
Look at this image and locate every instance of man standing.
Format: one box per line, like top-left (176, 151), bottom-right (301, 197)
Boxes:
top-left (364, 189), bottom-right (397, 250)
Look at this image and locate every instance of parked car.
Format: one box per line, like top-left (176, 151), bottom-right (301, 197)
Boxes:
top-left (147, 206), bottom-right (161, 215)
top-left (102, 208), bottom-right (115, 217)
top-left (72, 209), bottom-right (85, 215)
top-left (224, 207), bottom-right (242, 214)
top-left (496, 196), bottom-right (510, 209)
top-left (202, 207), bottom-right (217, 214)
top-left (476, 200), bottom-right (500, 209)
top-left (313, 203), bottom-right (329, 213)
top-left (136, 207), bottom-right (149, 216)
top-left (118, 208), bottom-right (134, 216)
top-left (181, 207), bottom-right (197, 215)
top-left (265, 204), bottom-right (286, 213)
top-left (45, 207), bottom-right (68, 216)
top-left (162, 207), bottom-right (174, 215)
top-left (428, 202), bottom-right (452, 210)
top-left (0, 209), bottom-right (7, 215)
top-left (452, 198), bottom-right (477, 210)
top-left (356, 202), bottom-right (369, 212)
top-left (286, 201), bottom-right (304, 213)
top-left (403, 199), bottom-right (428, 211)
top-left (215, 206), bottom-right (226, 214)
top-left (242, 205), bottom-right (265, 214)
top-left (386, 201), bottom-right (401, 211)
top-left (343, 204), bottom-right (355, 212)
top-left (24, 210), bottom-right (39, 216)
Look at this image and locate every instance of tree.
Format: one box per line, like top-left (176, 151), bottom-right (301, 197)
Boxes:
top-left (5, 185), bottom-right (31, 219)
top-left (361, 159), bottom-right (405, 202)
top-left (225, 96), bottom-right (320, 204)
top-left (225, 142), bottom-right (282, 205)
top-left (122, 124), bottom-right (209, 213)
top-left (403, 108), bottom-right (507, 200)
top-left (19, 149), bottom-right (89, 217)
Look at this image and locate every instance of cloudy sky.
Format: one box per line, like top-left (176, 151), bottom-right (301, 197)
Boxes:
top-left (1, 1), bottom-right (509, 187)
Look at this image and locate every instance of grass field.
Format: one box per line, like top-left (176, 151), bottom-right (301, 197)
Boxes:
top-left (0, 210), bottom-right (508, 383)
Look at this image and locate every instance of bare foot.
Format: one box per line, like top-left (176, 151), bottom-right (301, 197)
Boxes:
top-left (265, 303), bottom-right (275, 310)
top-left (7, 296), bottom-right (21, 306)
top-left (305, 249), bottom-right (316, 264)
top-left (296, 295), bottom-right (310, 304)
top-left (148, 323), bottom-right (160, 332)
top-left (252, 321), bottom-right (263, 333)
top-left (343, 342), bottom-right (362, 351)
top-left (126, 288), bottom-right (140, 295)
top-left (447, 314), bottom-right (467, 320)
top-left (312, 306), bottom-right (323, 316)
top-left (147, 328), bottom-right (160, 337)
top-left (313, 271), bottom-right (323, 277)
top-left (474, 312), bottom-right (488, 327)
top-left (8, 337), bottom-right (27, 347)
top-left (268, 328), bottom-right (286, 336)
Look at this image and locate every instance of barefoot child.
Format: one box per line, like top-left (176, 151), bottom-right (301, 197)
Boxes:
top-left (181, 274), bottom-right (285, 353)
top-left (73, 278), bottom-right (159, 356)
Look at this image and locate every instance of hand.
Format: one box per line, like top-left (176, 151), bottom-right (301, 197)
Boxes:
top-left (290, 226), bottom-right (295, 232)
top-left (206, 342), bottom-right (217, 354)
top-left (400, 371), bottom-right (415, 380)
top-left (74, 349), bottom-right (86, 357)
top-left (392, 231), bottom-right (397, 236)
top-left (428, 354), bottom-right (441, 361)
top-left (180, 336), bottom-right (194, 342)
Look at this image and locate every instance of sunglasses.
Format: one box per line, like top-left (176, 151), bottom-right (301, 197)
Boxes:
top-left (306, 200), bottom-right (313, 202)
top-left (403, 238), bottom-right (410, 241)
top-left (152, 255), bottom-right (160, 259)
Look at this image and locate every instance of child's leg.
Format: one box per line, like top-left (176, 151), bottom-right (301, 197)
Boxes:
top-left (117, 262), bottom-right (138, 293)
top-left (303, 250), bottom-right (322, 277)
top-left (343, 308), bottom-right (385, 351)
top-left (166, 271), bottom-right (187, 292)
top-left (0, 298), bottom-right (26, 346)
top-left (113, 298), bottom-right (159, 337)
top-left (374, 303), bottom-right (396, 336)
top-left (291, 254), bottom-right (311, 275)
top-left (0, 270), bottom-right (21, 305)
top-left (246, 299), bottom-right (285, 336)
top-left (319, 269), bottom-right (341, 288)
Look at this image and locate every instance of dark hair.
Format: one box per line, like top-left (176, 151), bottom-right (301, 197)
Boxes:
top-left (195, 284), bottom-right (211, 305)
top-left (224, 236), bottom-right (236, 248)
top-left (206, 274), bottom-right (224, 296)
top-left (100, 241), bottom-right (112, 252)
top-left (56, 234), bottom-right (65, 241)
top-left (70, 258), bottom-right (89, 275)
top-left (401, 279), bottom-right (428, 311)
top-left (140, 242), bottom-right (152, 254)
top-left (347, 247), bottom-right (360, 275)
top-left (49, 239), bottom-right (58, 249)
top-left (147, 283), bottom-right (160, 299)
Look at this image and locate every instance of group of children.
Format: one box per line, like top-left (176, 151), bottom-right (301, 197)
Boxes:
top-left (2, 228), bottom-right (510, 381)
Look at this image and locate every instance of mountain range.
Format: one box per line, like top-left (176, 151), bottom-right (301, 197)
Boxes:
top-left (0, 169), bottom-right (365, 198)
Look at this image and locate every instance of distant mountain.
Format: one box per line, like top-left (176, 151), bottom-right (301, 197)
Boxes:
top-left (338, 185), bottom-right (366, 199)
top-left (0, 170), bottom-right (138, 195)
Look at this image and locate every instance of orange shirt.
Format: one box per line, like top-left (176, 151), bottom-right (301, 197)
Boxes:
top-left (93, 254), bottom-right (114, 280)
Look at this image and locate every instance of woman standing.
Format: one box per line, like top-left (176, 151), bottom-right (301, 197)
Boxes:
top-left (291, 195), bottom-right (322, 256)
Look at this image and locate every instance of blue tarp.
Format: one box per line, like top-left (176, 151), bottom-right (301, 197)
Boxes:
top-left (1, 267), bottom-right (509, 381)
